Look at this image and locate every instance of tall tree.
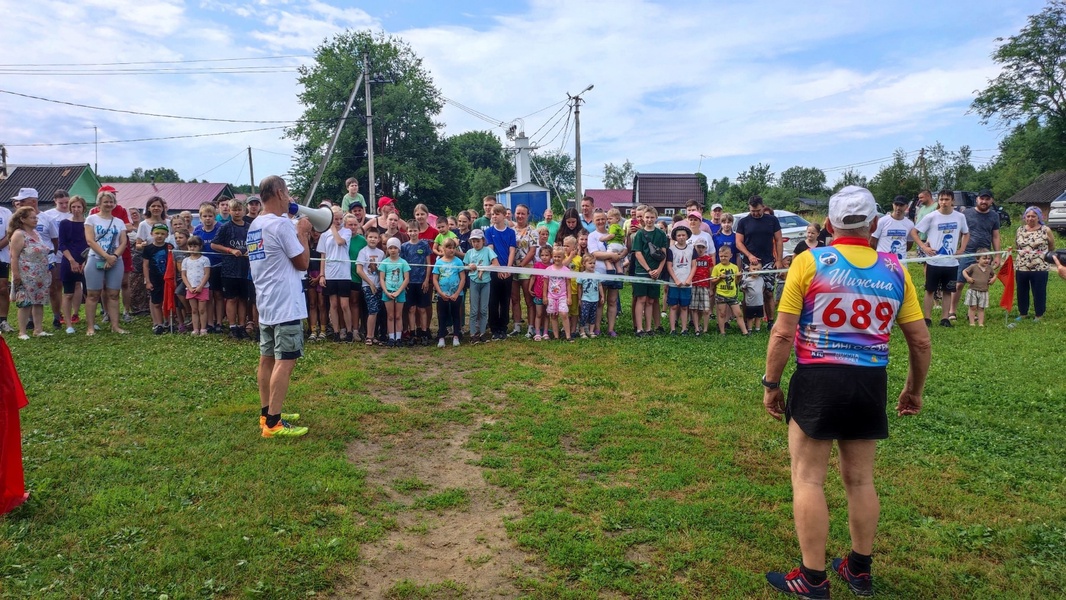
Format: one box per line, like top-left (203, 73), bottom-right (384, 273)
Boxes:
top-left (286, 31), bottom-right (449, 213)
top-left (831, 169), bottom-right (868, 192)
top-left (867, 149), bottom-right (922, 205)
top-left (602, 159), bottom-right (637, 189)
top-left (531, 150), bottom-right (575, 209)
top-left (778, 166), bottom-right (828, 196)
top-left (972, 1), bottom-right (1066, 128)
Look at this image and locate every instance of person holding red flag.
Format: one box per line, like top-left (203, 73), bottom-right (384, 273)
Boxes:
top-left (0, 335), bottom-right (29, 514)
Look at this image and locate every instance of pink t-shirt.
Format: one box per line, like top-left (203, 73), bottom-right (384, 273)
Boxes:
top-left (532, 261), bottom-right (548, 298)
top-left (544, 264), bottom-right (570, 301)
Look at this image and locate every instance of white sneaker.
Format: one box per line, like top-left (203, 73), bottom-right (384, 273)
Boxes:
top-left (452, 337), bottom-right (460, 347)
top-left (35, 331), bottom-right (54, 337)
top-left (437, 338), bottom-right (446, 348)
top-left (65, 327), bottom-right (76, 334)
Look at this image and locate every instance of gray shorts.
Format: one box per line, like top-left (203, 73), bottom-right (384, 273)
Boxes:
top-left (259, 320), bottom-right (304, 360)
top-left (84, 257), bottom-right (125, 291)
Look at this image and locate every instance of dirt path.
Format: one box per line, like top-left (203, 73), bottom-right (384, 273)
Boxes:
top-left (333, 366), bottom-right (540, 599)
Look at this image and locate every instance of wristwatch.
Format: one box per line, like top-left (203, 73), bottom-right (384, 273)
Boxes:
top-left (761, 376), bottom-right (780, 390)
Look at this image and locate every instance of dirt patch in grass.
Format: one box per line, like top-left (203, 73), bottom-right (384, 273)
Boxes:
top-left (334, 368), bottom-right (540, 598)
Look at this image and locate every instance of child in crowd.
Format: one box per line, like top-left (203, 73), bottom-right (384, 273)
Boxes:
top-left (633, 206), bottom-right (669, 337)
top-left (193, 202), bottom-right (223, 332)
top-left (306, 229), bottom-right (326, 340)
top-left (531, 245), bottom-right (551, 340)
top-left (691, 239), bottom-right (714, 336)
top-left (577, 256), bottom-right (601, 338)
top-left (317, 207), bottom-right (354, 342)
top-left (463, 229), bottom-right (498, 344)
top-left (432, 238), bottom-right (466, 347)
top-left (775, 253), bottom-right (792, 304)
top-left (711, 246), bottom-right (748, 336)
top-left (666, 225), bottom-right (695, 335)
top-left (712, 213), bottom-right (737, 261)
top-left (433, 220), bottom-right (458, 257)
top-left (962, 248), bottom-right (995, 327)
top-left (741, 259), bottom-right (765, 332)
top-left (343, 213), bottom-right (365, 341)
top-left (544, 246), bottom-right (573, 342)
top-left (563, 235), bottom-right (582, 334)
top-left (141, 224), bottom-right (171, 335)
top-left (536, 225), bottom-right (551, 254)
top-left (401, 220), bottom-right (433, 344)
top-left (212, 199), bottom-right (253, 340)
top-left (379, 237), bottom-right (411, 347)
top-left (357, 229), bottom-right (385, 346)
top-left (181, 235), bottom-right (211, 335)
top-left (601, 208), bottom-right (629, 276)
top-left (172, 230), bottom-right (190, 332)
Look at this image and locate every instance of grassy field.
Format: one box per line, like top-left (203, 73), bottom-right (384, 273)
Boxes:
top-left (1, 252), bottom-right (1064, 598)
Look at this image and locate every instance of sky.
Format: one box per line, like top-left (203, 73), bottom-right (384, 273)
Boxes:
top-left (0, 0), bottom-right (1048, 199)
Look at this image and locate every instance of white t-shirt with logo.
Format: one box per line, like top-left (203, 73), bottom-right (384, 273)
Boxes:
top-left (84, 214), bottom-right (126, 261)
top-left (248, 213), bottom-right (307, 325)
top-left (915, 210), bottom-right (969, 267)
top-left (315, 226), bottom-right (352, 281)
top-left (42, 208), bottom-right (70, 263)
top-left (873, 215), bottom-right (915, 260)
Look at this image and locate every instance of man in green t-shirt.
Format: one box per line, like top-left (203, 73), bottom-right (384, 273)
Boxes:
top-left (538, 207), bottom-right (560, 245)
top-left (631, 207), bottom-right (668, 336)
top-left (472, 195), bottom-right (495, 230)
top-left (340, 178), bottom-right (366, 213)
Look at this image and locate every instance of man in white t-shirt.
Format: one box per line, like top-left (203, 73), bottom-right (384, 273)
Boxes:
top-left (911, 190), bottom-right (969, 327)
top-left (871, 195), bottom-right (914, 261)
top-left (43, 189), bottom-right (74, 328)
top-left (0, 201), bottom-right (12, 332)
top-left (248, 175), bottom-right (312, 438)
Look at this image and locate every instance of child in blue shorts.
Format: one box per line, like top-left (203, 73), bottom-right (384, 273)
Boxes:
top-left (666, 225), bottom-right (695, 335)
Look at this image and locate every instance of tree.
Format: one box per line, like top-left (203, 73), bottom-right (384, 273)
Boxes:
top-left (867, 149), bottom-right (922, 205)
top-left (972, 1), bottom-right (1066, 128)
top-left (531, 150), bottom-right (575, 209)
top-left (831, 169), bottom-right (868, 192)
top-left (103, 167), bottom-right (184, 183)
top-left (450, 130), bottom-right (513, 209)
top-left (286, 31), bottom-right (451, 213)
top-left (778, 166), bottom-right (828, 196)
top-left (602, 159), bottom-right (637, 189)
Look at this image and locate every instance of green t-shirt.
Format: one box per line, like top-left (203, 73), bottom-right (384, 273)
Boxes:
top-left (349, 234), bottom-right (367, 280)
top-left (341, 193), bottom-right (366, 212)
top-left (472, 215), bottom-right (491, 231)
top-left (434, 230), bottom-right (458, 248)
top-left (539, 220), bottom-right (560, 245)
top-left (632, 227), bottom-right (669, 276)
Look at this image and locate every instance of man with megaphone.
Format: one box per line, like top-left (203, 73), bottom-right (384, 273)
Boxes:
top-left (247, 175), bottom-right (313, 438)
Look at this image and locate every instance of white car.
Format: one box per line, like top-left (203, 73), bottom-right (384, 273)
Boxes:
top-left (1048, 196), bottom-right (1066, 234)
top-left (733, 209), bottom-right (811, 255)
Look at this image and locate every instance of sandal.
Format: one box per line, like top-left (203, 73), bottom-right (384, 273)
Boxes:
top-left (364, 337), bottom-right (374, 346)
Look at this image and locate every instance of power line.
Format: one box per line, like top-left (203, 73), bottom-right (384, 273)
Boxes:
top-left (0, 88), bottom-right (300, 123)
top-left (529, 102), bottom-right (570, 141)
top-left (442, 97), bottom-right (507, 128)
top-left (0, 67), bottom-right (300, 76)
top-left (194, 149), bottom-right (247, 181)
top-left (0, 55), bottom-right (312, 67)
top-left (3, 126), bottom-right (287, 147)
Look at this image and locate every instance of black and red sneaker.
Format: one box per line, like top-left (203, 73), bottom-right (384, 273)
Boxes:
top-left (832, 556), bottom-right (873, 596)
top-left (766, 567), bottom-right (830, 599)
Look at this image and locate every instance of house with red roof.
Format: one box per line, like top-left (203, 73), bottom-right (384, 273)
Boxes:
top-left (101, 182), bottom-right (237, 213)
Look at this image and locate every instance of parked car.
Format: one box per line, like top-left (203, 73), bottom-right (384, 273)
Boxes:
top-left (1048, 193), bottom-right (1066, 233)
top-left (733, 209), bottom-right (810, 255)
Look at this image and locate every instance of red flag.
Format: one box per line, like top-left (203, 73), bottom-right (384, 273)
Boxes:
top-left (162, 245), bottom-right (176, 319)
top-left (996, 253), bottom-right (1015, 312)
top-left (0, 336), bottom-right (29, 514)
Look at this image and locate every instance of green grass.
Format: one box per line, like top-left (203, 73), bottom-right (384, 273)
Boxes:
top-left (2, 234), bottom-right (1064, 598)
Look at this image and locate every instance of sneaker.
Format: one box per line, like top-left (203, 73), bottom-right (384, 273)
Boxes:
top-left (765, 568), bottom-right (830, 599)
top-left (262, 419), bottom-right (308, 438)
top-left (72, 315), bottom-right (80, 324)
top-left (578, 332), bottom-right (586, 339)
top-left (438, 337), bottom-right (446, 348)
top-left (695, 330), bottom-right (702, 337)
top-left (122, 312), bottom-right (134, 323)
top-left (35, 331), bottom-right (54, 337)
top-left (17, 334), bottom-right (30, 340)
top-left (259, 413), bottom-right (301, 429)
top-left (635, 330), bottom-right (645, 338)
top-left (939, 318), bottom-right (952, 327)
top-left (66, 326), bottom-right (76, 335)
top-left (608, 331), bottom-right (617, 338)
top-left (832, 557), bottom-right (873, 597)
top-left (0, 321), bottom-right (13, 333)
top-left (53, 319), bottom-right (62, 330)
top-left (924, 318), bottom-right (932, 327)
top-left (452, 337), bottom-right (460, 347)
top-left (155, 325), bottom-right (166, 335)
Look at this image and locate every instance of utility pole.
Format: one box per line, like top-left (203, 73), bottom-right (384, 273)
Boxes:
top-left (247, 147), bottom-right (256, 192)
top-left (569, 84), bottom-right (593, 203)
top-left (364, 52), bottom-right (377, 214)
top-left (918, 148), bottom-right (928, 189)
top-left (303, 70), bottom-right (365, 207)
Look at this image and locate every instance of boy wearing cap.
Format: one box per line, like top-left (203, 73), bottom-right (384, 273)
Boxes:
top-left (462, 228), bottom-right (498, 343)
top-left (763, 186), bottom-right (930, 598)
top-left (142, 224), bottom-right (172, 334)
top-left (709, 203), bottom-right (725, 235)
top-left (871, 196), bottom-right (914, 261)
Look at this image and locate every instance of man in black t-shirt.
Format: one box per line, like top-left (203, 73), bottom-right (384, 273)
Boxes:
top-left (735, 195), bottom-right (783, 323)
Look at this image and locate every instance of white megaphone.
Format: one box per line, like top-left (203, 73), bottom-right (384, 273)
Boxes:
top-left (288, 202), bottom-right (334, 232)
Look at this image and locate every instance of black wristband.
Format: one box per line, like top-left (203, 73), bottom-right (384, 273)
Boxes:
top-left (761, 376), bottom-right (780, 390)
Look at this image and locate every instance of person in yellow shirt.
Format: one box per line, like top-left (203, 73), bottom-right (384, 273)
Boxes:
top-left (709, 246), bottom-right (748, 335)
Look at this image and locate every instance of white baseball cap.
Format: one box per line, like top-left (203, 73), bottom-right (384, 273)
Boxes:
top-left (828, 186), bottom-right (877, 231)
top-left (10, 188), bottom-right (38, 201)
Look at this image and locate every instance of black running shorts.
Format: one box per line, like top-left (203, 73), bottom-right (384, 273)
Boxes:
top-left (785, 365), bottom-right (889, 440)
